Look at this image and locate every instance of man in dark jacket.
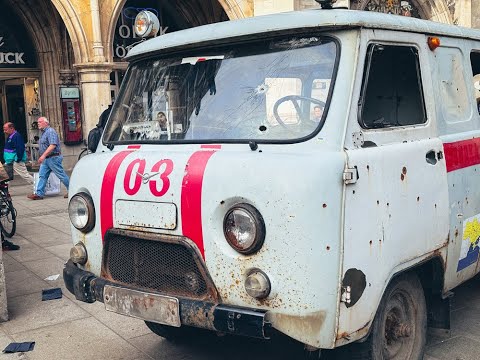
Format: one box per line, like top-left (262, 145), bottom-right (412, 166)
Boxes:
top-left (3, 122), bottom-right (34, 184)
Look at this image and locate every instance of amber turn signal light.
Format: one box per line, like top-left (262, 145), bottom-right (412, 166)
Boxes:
top-left (428, 37), bottom-right (441, 51)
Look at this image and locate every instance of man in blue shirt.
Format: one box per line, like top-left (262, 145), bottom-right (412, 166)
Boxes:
top-left (27, 117), bottom-right (69, 200)
top-left (3, 122), bottom-right (34, 184)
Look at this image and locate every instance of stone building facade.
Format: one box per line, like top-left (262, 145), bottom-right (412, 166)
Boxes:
top-left (0, 0), bottom-right (477, 169)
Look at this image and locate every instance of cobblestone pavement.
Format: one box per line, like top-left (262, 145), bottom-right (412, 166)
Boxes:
top-left (0, 178), bottom-right (479, 359)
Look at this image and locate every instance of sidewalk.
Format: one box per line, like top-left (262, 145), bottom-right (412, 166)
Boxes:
top-left (0, 177), bottom-right (479, 359)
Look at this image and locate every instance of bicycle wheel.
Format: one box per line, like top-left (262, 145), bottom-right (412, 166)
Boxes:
top-left (0, 198), bottom-right (16, 238)
top-left (78, 148), bottom-right (92, 160)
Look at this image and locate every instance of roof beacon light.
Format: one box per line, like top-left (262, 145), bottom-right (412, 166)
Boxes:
top-left (427, 37), bottom-right (441, 51)
top-left (134, 10), bottom-right (160, 38)
top-left (315, 0), bottom-right (337, 9)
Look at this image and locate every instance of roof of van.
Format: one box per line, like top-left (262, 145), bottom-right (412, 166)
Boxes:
top-left (126, 8), bottom-right (480, 60)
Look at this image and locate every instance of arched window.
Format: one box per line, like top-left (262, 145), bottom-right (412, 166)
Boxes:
top-left (351, 0), bottom-right (421, 18)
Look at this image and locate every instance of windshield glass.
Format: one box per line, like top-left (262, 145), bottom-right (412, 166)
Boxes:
top-left (104, 35), bottom-right (338, 143)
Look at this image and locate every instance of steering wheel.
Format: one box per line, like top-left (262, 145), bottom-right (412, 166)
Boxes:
top-left (273, 95), bottom-right (326, 131)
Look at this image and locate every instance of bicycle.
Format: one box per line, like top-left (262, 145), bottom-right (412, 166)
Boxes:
top-left (0, 181), bottom-right (16, 238)
top-left (78, 147), bottom-right (92, 160)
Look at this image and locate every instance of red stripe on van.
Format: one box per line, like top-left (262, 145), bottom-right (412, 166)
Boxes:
top-left (443, 138), bottom-right (480, 172)
top-left (100, 149), bottom-right (138, 242)
top-left (181, 149), bottom-right (219, 259)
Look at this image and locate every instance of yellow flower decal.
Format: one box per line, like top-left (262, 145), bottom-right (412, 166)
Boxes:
top-left (463, 218), bottom-right (480, 246)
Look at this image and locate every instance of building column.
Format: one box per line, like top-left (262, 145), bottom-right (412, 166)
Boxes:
top-left (254, 0), bottom-right (295, 15)
top-left (75, 63), bottom-right (113, 138)
top-left (455, 0), bottom-right (471, 27)
top-left (472, 0), bottom-right (480, 28)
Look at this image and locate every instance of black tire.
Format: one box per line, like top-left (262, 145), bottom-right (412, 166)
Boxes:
top-left (145, 321), bottom-right (211, 343)
top-left (78, 148), bottom-right (92, 160)
top-left (0, 199), bottom-right (16, 238)
top-left (347, 273), bottom-right (427, 360)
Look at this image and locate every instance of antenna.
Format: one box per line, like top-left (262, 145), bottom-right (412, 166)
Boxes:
top-left (315, 0), bottom-right (337, 9)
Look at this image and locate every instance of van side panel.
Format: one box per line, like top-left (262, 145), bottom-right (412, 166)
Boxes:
top-left (430, 38), bottom-right (480, 290)
top-left (337, 29), bottom-right (450, 344)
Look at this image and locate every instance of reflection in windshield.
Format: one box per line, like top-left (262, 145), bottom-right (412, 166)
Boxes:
top-left (103, 36), bottom-right (337, 143)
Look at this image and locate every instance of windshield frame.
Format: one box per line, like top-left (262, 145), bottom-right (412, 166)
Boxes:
top-left (103, 32), bottom-right (341, 146)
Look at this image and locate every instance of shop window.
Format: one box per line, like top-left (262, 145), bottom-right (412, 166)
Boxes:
top-left (359, 44), bottom-right (426, 128)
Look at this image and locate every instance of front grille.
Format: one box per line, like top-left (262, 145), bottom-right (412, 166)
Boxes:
top-left (103, 231), bottom-right (210, 299)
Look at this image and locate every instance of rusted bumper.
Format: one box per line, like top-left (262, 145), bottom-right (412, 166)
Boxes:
top-left (63, 260), bottom-right (270, 339)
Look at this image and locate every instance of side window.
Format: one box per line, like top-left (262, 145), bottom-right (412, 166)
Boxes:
top-left (436, 47), bottom-right (470, 123)
top-left (471, 52), bottom-right (480, 114)
top-left (359, 44), bottom-right (426, 129)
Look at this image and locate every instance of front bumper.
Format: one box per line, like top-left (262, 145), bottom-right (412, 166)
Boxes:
top-left (63, 260), bottom-right (270, 339)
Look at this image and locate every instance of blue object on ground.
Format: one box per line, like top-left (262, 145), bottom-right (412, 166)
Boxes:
top-left (42, 287), bottom-right (62, 301)
top-left (3, 342), bottom-right (35, 353)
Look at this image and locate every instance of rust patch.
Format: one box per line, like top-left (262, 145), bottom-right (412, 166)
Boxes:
top-left (181, 303), bottom-right (215, 330)
top-left (266, 310), bottom-right (326, 344)
top-left (401, 174), bottom-right (405, 181)
top-left (337, 321), bottom-right (370, 341)
top-left (402, 167), bottom-right (407, 175)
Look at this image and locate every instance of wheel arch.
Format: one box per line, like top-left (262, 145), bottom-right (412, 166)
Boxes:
top-left (345, 255), bottom-right (446, 345)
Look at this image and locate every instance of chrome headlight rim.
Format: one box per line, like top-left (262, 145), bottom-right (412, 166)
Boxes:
top-left (68, 192), bottom-right (95, 233)
top-left (223, 203), bottom-right (266, 255)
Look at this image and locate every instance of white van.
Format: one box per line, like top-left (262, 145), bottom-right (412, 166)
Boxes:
top-left (64, 7), bottom-right (480, 359)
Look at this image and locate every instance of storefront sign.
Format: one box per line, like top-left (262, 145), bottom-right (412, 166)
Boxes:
top-left (60, 87), bottom-right (80, 99)
top-left (0, 6), bottom-right (37, 68)
top-left (0, 37), bottom-right (25, 64)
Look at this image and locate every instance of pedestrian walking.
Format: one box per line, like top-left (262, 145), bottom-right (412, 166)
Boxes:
top-left (3, 122), bottom-right (34, 185)
top-left (27, 117), bottom-right (69, 200)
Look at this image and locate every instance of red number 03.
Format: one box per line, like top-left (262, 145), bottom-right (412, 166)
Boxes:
top-left (149, 159), bottom-right (173, 197)
top-left (123, 159), bottom-right (174, 197)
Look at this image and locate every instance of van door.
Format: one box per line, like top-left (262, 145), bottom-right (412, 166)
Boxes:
top-left (337, 31), bottom-right (450, 340)
top-left (431, 39), bottom-right (480, 288)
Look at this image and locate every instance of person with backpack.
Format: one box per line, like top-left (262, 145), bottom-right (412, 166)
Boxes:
top-left (3, 122), bottom-right (34, 184)
top-left (88, 104), bottom-right (112, 153)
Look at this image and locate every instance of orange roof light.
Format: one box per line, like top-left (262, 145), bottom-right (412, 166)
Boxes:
top-left (428, 37), bottom-right (441, 51)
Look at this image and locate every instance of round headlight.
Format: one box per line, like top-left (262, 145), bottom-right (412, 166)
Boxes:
top-left (68, 193), bottom-right (95, 233)
top-left (134, 10), bottom-right (160, 38)
top-left (223, 204), bottom-right (265, 254)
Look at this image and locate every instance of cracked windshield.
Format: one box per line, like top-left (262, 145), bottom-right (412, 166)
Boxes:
top-left (103, 36), bottom-right (337, 143)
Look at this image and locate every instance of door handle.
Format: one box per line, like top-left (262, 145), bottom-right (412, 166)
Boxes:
top-left (426, 150), bottom-right (437, 165)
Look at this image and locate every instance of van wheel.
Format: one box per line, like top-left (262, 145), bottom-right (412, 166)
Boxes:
top-left (350, 273), bottom-right (426, 360)
top-left (145, 321), bottom-right (209, 343)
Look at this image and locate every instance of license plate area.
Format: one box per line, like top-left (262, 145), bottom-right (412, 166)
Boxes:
top-left (104, 285), bottom-right (180, 327)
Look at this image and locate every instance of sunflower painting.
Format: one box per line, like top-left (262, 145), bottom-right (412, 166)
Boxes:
top-left (457, 216), bottom-right (480, 271)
